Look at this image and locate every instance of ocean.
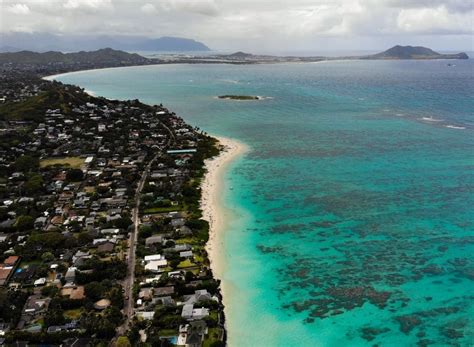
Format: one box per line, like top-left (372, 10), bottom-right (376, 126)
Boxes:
top-left (54, 60), bottom-right (474, 346)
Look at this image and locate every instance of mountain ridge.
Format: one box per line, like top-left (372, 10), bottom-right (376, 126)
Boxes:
top-left (0, 32), bottom-right (211, 52)
top-left (0, 45), bottom-right (468, 71)
top-left (0, 48), bottom-right (150, 65)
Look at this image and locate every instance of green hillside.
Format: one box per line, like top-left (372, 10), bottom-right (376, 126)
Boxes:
top-left (0, 85), bottom-right (91, 121)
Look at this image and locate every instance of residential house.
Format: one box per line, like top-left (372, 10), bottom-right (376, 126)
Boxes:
top-left (145, 235), bottom-right (164, 246)
top-left (181, 304), bottom-right (209, 321)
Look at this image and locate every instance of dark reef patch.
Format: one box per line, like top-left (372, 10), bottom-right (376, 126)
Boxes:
top-left (256, 244), bottom-right (283, 254)
top-left (396, 315), bottom-right (422, 334)
top-left (360, 327), bottom-right (391, 341)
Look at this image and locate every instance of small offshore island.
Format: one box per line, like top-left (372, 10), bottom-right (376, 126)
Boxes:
top-left (217, 95), bottom-right (261, 101)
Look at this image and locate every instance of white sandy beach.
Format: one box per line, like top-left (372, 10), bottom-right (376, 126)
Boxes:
top-left (201, 137), bottom-right (248, 296)
top-left (42, 65), bottom-right (143, 81)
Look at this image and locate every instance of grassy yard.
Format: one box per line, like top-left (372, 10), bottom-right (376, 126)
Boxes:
top-left (210, 311), bottom-right (218, 321)
top-left (40, 156), bottom-right (84, 169)
top-left (203, 328), bottom-right (223, 347)
top-left (175, 237), bottom-right (198, 245)
top-left (177, 259), bottom-right (195, 269)
top-left (83, 186), bottom-right (96, 193)
top-left (18, 259), bottom-right (43, 267)
top-left (64, 308), bottom-right (82, 319)
top-left (159, 329), bottom-right (178, 337)
top-left (143, 206), bottom-right (183, 214)
top-left (193, 254), bottom-right (204, 263)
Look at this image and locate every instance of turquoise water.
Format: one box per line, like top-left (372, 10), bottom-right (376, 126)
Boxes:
top-left (55, 60), bottom-right (474, 346)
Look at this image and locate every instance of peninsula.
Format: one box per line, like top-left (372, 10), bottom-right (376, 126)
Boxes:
top-left (155, 45), bottom-right (469, 64)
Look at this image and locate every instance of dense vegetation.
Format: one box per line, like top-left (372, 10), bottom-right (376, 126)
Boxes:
top-left (0, 83), bottom-right (90, 121)
top-left (0, 48), bottom-right (150, 65)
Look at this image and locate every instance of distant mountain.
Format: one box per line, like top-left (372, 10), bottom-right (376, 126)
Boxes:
top-left (133, 37), bottom-right (210, 51)
top-left (0, 32), bottom-right (211, 52)
top-left (368, 45), bottom-right (468, 60)
top-left (0, 45), bottom-right (21, 53)
top-left (0, 48), bottom-right (150, 65)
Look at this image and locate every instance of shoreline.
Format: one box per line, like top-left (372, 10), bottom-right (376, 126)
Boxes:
top-left (43, 72), bottom-right (249, 279)
top-left (42, 64), bottom-right (158, 81)
top-left (200, 136), bottom-right (248, 329)
top-left (41, 59), bottom-right (338, 82)
top-left (43, 68), bottom-right (247, 343)
top-left (44, 67), bottom-right (250, 341)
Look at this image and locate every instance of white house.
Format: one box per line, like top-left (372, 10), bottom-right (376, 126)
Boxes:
top-left (144, 254), bottom-right (165, 262)
top-left (136, 311), bottom-right (155, 320)
top-left (34, 278), bottom-right (47, 286)
top-left (144, 259), bottom-right (168, 273)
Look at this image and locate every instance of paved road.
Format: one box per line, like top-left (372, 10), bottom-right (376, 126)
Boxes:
top-left (116, 119), bottom-right (174, 337)
top-left (117, 154), bottom-right (158, 336)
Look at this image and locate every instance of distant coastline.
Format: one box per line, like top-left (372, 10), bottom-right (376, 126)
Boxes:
top-left (42, 64), bottom-right (165, 81)
top-left (8, 45), bottom-right (467, 82)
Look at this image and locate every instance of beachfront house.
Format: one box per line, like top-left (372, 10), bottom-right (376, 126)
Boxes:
top-left (143, 254), bottom-right (168, 273)
top-left (181, 304), bottom-right (209, 321)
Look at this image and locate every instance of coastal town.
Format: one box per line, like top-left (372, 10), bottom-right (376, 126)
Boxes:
top-left (0, 50), bottom-right (226, 346)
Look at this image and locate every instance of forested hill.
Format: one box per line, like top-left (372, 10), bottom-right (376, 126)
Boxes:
top-left (0, 48), bottom-right (151, 65)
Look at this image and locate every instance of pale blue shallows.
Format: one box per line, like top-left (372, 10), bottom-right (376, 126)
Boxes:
top-left (55, 60), bottom-right (474, 347)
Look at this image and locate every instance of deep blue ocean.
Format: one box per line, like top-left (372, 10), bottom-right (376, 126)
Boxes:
top-left (54, 60), bottom-right (474, 346)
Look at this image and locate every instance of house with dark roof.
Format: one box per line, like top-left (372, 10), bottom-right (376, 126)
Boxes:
top-left (178, 320), bottom-right (208, 347)
top-left (97, 241), bottom-right (115, 254)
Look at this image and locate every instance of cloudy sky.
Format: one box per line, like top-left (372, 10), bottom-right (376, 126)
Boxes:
top-left (1, 0), bottom-right (473, 52)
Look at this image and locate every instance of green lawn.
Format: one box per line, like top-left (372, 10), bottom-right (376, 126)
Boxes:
top-left (18, 259), bottom-right (43, 267)
top-left (210, 311), bottom-right (218, 321)
top-left (203, 327), bottom-right (223, 347)
top-left (175, 237), bottom-right (198, 245)
top-left (64, 308), bottom-right (82, 319)
top-left (143, 206), bottom-right (183, 214)
top-left (177, 259), bottom-right (195, 269)
top-left (194, 254), bottom-right (204, 263)
top-left (159, 329), bottom-right (178, 337)
top-left (40, 156), bottom-right (84, 169)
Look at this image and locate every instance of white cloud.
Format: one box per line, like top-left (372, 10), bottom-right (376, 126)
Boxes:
top-left (6, 3), bottom-right (30, 14)
top-left (397, 5), bottom-right (473, 34)
top-left (140, 3), bottom-right (157, 14)
top-left (159, 0), bottom-right (220, 16)
top-left (0, 0), bottom-right (472, 51)
top-left (63, 0), bottom-right (113, 12)
top-left (383, 0), bottom-right (473, 13)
